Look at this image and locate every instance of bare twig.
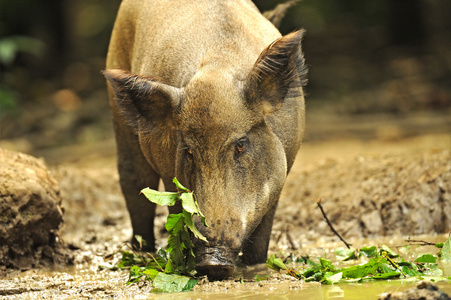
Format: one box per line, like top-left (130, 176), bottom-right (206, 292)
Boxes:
top-left (263, 0), bottom-right (302, 28)
top-left (148, 253), bottom-right (165, 272)
top-left (316, 198), bottom-right (352, 249)
top-left (286, 225), bottom-right (300, 250)
top-left (381, 251), bottom-right (407, 277)
top-left (405, 238), bottom-right (436, 246)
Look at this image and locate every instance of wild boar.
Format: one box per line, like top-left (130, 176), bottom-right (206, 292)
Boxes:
top-left (104, 0), bottom-right (307, 279)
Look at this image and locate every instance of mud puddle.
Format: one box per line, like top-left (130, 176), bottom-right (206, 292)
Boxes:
top-left (167, 281), bottom-right (451, 300)
top-left (1, 234), bottom-right (450, 299)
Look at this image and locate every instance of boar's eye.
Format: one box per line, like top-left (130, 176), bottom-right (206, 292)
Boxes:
top-left (183, 145), bottom-right (193, 156)
top-left (234, 140), bottom-right (246, 155)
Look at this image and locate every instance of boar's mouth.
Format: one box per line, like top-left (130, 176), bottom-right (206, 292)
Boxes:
top-left (195, 246), bottom-right (238, 280)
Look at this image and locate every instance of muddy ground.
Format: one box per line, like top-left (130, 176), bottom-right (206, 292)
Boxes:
top-left (0, 108), bottom-right (450, 298)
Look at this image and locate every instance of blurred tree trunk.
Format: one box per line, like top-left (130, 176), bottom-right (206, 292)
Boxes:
top-left (43, 0), bottom-right (67, 62)
top-left (389, 0), bottom-right (425, 47)
top-left (0, 0), bottom-right (68, 74)
top-left (252, 0), bottom-right (280, 12)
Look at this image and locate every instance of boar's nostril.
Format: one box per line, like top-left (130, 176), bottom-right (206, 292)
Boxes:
top-left (196, 263), bottom-right (234, 280)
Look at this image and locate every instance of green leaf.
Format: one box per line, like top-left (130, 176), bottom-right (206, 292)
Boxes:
top-left (118, 251), bottom-right (148, 268)
top-left (441, 237), bottom-right (451, 261)
top-left (143, 268), bottom-right (160, 280)
top-left (166, 236), bottom-right (185, 270)
top-left (378, 261), bottom-right (395, 274)
top-left (183, 278), bottom-right (199, 291)
top-left (360, 246), bottom-right (378, 258)
top-left (373, 271), bottom-right (400, 279)
top-left (0, 39), bottom-right (18, 65)
top-left (141, 188), bottom-right (179, 206)
top-left (323, 272), bottom-right (342, 284)
top-left (152, 272), bottom-right (192, 293)
top-left (319, 258), bottom-right (337, 272)
top-left (180, 192), bottom-right (197, 214)
top-left (135, 235), bottom-right (145, 249)
top-left (165, 213), bottom-right (185, 234)
top-left (157, 248), bottom-right (169, 262)
top-left (148, 253), bottom-right (168, 271)
top-left (127, 265), bottom-right (144, 284)
top-left (304, 271), bottom-right (323, 282)
top-left (380, 245), bottom-right (399, 258)
top-left (341, 260), bottom-right (379, 279)
top-left (335, 248), bottom-right (357, 261)
top-left (173, 177), bottom-right (189, 192)
top-left (183, 210), bottom-right (207, 242)
top-left (180, 192), bottom-right (207, 226)
top-left (266, 254), bottom-right (288, 271)
top-left (164, 258), bottom-right (174, 274)
top-left (0, 86), bottom-right (18, 113)
top-left (119, 179), bottom-right (207, 292)
top-left (185, 249), bottom-right (197, 276)
top-left (340, 257), bottom-right (395, 279)
top-left (423, 264), bottom-right (443, 276)
top-left (415, 254), bottom-right (437, 264)
top-left (193, 194), bottom-right (208, 227)
top-left (399, 263), bottom-right (421, 277)
top-left (254, 274), bottom-right (270, 282)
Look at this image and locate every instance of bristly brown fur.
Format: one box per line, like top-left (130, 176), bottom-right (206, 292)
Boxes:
top-left (245, 30), bottom-right (307, 113)
top-left (103, 69), bottom-right (176, 133)
top-left (252, 30), bottom-right (308, 90)
top-left (105, 0), bottom-right (307, 277)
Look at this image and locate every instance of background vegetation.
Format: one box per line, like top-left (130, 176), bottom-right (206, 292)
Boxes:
top-left (0, 0), bottom-right (450, 158)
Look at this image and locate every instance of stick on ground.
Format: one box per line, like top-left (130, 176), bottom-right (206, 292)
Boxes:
top-left (317, 198), bottom-right (352, 249)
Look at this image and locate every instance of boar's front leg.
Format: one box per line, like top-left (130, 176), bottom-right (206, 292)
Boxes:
top-left (113, 113), bottom-right (160, 252)
top-left (240, 201), bottom-right (278, 265)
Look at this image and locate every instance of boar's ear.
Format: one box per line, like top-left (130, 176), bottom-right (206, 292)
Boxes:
top-left (246, 30), bottom-right (307, 115)
top-left (103, 69), bottom-right (182, 132)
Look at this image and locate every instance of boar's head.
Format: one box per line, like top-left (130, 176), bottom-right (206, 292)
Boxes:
top-left (104, 30), bottom-right (307, 279)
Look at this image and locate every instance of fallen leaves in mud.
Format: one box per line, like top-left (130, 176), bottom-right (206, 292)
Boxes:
top-left (266, 237), bottom-right (451, 285)
top-left (1, 235), bottom-right (451, 299)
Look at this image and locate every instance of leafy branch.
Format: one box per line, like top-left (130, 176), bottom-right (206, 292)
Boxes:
top-left (117, 178), bottom-right (208, 293)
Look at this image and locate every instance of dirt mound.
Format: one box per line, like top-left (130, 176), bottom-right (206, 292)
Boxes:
top-left (0, 149), bottom-right (70, 271)
top-left (277, 149), bottom-right (451, 240)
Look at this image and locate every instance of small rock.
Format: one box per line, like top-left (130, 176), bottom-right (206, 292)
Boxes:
top-left (378, 281), bottom-right (451, 300)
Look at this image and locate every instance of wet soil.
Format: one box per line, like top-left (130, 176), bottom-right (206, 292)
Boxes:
top-left (0, 110), bottom-right (450, 298)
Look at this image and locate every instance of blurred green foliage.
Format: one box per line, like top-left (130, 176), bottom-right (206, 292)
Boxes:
top-left (0, 36), bottom-right (45, 66)
top-left (0, 0), bottom-right (449, 141)
top-left (0, 36), bottom-right (46, 114)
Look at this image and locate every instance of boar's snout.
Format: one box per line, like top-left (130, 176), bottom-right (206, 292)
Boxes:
top-left (196, 262), bottom-right (234, 281)
top-left (195, 246), bottom-right (237, 280)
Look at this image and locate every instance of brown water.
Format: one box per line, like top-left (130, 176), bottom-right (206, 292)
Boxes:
top-left (153, 280), bottom-right (451, 300)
